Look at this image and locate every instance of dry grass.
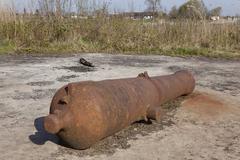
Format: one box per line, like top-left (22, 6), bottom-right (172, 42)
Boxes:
top-left (0, 8), bottom-right (240, 58)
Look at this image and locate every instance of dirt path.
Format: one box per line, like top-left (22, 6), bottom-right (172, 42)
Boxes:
top-left (0, 54), bottom-right (239, 160)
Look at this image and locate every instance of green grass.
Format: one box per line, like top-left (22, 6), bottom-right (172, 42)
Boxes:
top-left (164, 47), bottom-right (240, 59)
top-left (4, 41), bottom-right (240, 59)
top-left (0, 41), bottom-right (15, 54)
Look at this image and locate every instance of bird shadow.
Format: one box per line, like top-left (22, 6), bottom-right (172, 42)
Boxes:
top-left (29, 117), bottom-right (60, 145)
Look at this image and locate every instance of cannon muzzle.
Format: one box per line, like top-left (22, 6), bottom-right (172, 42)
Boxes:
top-left (44, 114), bottom-right (62, 134)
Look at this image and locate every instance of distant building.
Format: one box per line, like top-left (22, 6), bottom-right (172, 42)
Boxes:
top-left (111, 12), bottom-right (158, 20)
top-left (223, 16), bottom-right (240, 23)
top-left (210, 16), bottom-right (220, 21)
top-left (71, 15), bottom-right (78, 19)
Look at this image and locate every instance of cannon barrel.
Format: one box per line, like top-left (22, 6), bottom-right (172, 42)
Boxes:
top-left (44, 70), bottom-right (195, 149)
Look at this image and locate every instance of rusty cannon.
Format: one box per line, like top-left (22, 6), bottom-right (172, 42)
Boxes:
top-left (44, 70), bottom-right (195, 149)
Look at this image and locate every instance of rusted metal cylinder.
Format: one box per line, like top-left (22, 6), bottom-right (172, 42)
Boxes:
top-left (44, 70), bottom-right (195, 149)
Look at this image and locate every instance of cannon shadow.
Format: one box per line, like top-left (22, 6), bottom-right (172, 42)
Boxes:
top-left (29, 117), bottom-right (60, 146)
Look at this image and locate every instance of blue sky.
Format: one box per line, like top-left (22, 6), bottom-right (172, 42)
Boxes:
top-left (112, 0), bottom-right (240, 16)
top-left (1, 0), bottom-right (240, 16)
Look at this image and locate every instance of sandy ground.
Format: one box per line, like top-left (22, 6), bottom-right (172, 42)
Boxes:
top-left (0, 53), bottom-right (239, 160)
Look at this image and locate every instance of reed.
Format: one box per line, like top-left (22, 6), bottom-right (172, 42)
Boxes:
top-left (0, 1), bottom-right (239, 58)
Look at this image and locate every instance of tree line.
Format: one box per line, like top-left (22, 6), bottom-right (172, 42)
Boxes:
top-left (144, 0), bottom-right (222, 20)
top-left (25, 0), bottom-right (222, 20)
top-left (168, 0), bottom-right (222, 20)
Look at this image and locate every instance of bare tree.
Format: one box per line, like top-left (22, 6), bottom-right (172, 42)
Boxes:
top-left (128, 0), bottom-right (135, 12)
top-left (208, 7), bottom-right (222, 17)
top-left (76, 0), bottom-right (88, 15)
top-left (169, 5), bottom-right (178, 19)
top-left (55, 0), bottom-right (62, 17)
top-left (145, 0), bottom-right (161, 13)
top-left (92, 1), bottom-right (109, 17)
top-left (38, 0), bottom-right (55, 16)
top-left (56, 0), bottom-right (73, 16)
top-left (37, 0), bottom-right (73, 17)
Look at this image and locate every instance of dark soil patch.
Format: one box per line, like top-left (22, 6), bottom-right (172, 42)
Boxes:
top-left (53, 97), bottom-right (184, 157)
top-left (27, 81), bottom-right (55, 86)
top-left (0, 55), bottom-right (46, 65)
top-left (12, 89), bottom-right (56, 100)
top-left (167, 66), bottom-right (183, 72)
top-left (208, 70), bottom-right (238, 78)
top-left (59, 66), bottom-right (96, 73)
top-left (57, 75), bottom-right (79, 82)
top-left (167, 65), bottom-right (205, 76)
top-left (103, 56), bottom-right (167, 67)
top-left (31, 89), bottom-right (57, 100)
top-left (199, 81), bottom-right (240, 96)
